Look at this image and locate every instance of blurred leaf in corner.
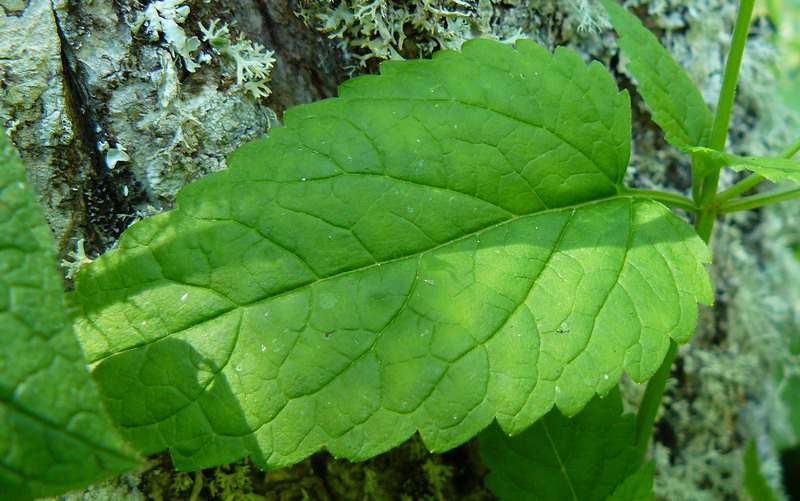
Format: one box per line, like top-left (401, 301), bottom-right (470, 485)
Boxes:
top-left (765, 0), bottom-right (800, 114)
top-left (743, 438), bottom-right (779, 501)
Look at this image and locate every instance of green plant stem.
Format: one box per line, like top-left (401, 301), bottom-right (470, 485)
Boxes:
top-left (716, 173), bottom-right (765, 204)
top-left (781, 135), bottom-right (800, 159)
top-left (636, 0), bottom-right (756, 464)
top-left (719, 186), bottom-right (800, 213)
top-left (189, 472), bottom-right (204, 501)
top-left (635, 342), bottom-right (677, 457)
top-left (708, 0), bottom-right (756, 153)
top-left (694, 0), bottom-right (756, 241)
top-left (620, 188), bottom-right (698, 212)
top-left (716, 135), bottom-right (800, 204)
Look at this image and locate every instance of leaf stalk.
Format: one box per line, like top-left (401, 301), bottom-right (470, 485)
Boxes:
top-left (781, 135), bottom-right (800, 159)
top-left (715, 174), bottom-right (765, 204)
top-left (718, 186), bottom-right (800, 213)
top-left (620, 188), bottom-right (698, 212)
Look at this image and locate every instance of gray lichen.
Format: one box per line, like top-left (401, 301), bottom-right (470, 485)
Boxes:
top-left (295, 0), bottom-right (616, 70)
top-left (53, 0), bottom-right (278, 208)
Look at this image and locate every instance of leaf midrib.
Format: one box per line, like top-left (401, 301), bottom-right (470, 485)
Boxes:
top-left (542, 419), bottom-right (579, 501)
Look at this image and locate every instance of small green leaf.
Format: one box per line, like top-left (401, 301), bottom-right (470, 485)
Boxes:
top-left (599, 0), bottom-right (713, 149)
top-left (70, 39), bottom-right (712, 471)
top-left (479, 387), bottom-right (654, 501)
top-left (0, 131), bottom-right (140, 500)
top-left (690, 146), bottom-right (800, 183)
top-left (743, 438), bottom-right (779, 501)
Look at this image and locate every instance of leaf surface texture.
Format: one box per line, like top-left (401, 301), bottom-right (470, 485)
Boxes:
top-left (71, 39), bottom-right (712, 470)
top-left (0, 131), bottom-right (140, 500)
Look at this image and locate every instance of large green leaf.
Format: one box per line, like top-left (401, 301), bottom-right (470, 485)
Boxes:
top-left (0, 131), bottom-right (140, 500)
top-left (599, 0), bottom-right (713, 149)
top-left (479, 388), bottom-right (654, 501)
top-left (70, 39), bottom-right (712, 470)
top-left (690, 146), bottom-right (800, 183)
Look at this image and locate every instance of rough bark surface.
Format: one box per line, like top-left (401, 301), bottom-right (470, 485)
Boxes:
top-left (1, 0), bottom-right (345, 260)
top-left (2, 0), bottom-right (799, 499)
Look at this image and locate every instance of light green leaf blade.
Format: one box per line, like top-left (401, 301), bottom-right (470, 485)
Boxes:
top-left (70, 39), bottom-right (712, 471)
top-left (0, 131), bottom-right (140, 500)
top-left (479, 388), bottom-right (653, 501)
top-left (599, 0), bottom-right (713, 149)
top-left (608, 462), bottom-right (656, 501)
top-left (743, 438), bottom-right (779, 501)
top-left (690, 146), bottom-right (800, 183)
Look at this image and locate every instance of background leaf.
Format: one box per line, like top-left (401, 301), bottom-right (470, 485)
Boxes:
top-left (0, 130), bottom-right (140, 500)
top-left (743, 438), bottom-right (779, 501)
top-left (599, 0), bottom-right (713, 149)
top-left (71, 39), bottom-right (712, 471)
top-left (607, 462), bottom-right (656, 501)
top-left (479, 387), bottom-right (654, 501)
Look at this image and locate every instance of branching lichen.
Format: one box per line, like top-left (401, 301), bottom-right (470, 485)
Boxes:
top-left (132, 0), bottom-right (202, 71)
top-left (198, 19), bottom-right (276, 99)
top-left (60, 239), bottom-right (92, 280)
top-left (130, 1), bottom-right (276, 100)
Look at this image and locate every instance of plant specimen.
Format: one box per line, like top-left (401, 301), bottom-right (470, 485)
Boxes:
top-left (2, 0), bottom-right (799, 499)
